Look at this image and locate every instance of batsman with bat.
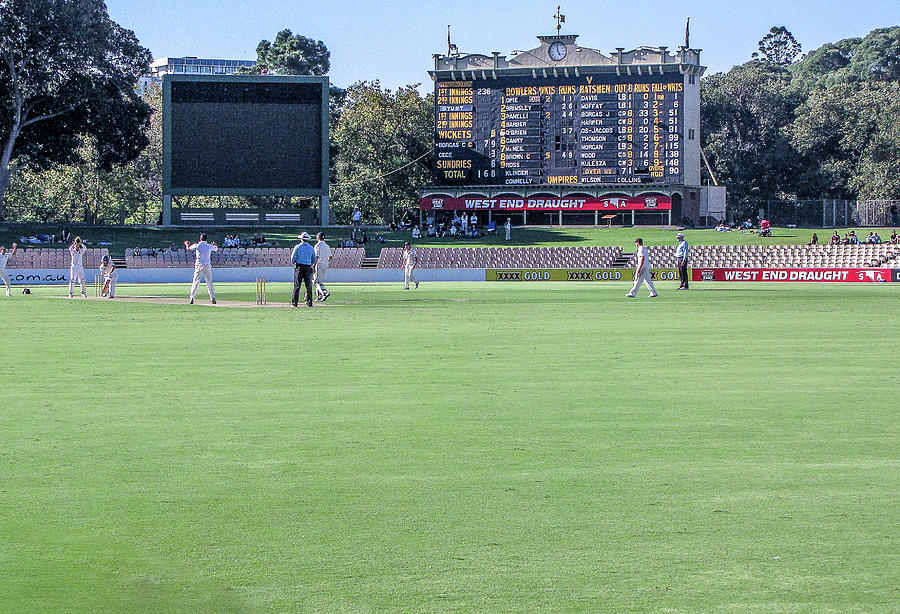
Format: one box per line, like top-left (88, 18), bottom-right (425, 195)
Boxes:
top-left (99, 254), bottom-right (117, 298)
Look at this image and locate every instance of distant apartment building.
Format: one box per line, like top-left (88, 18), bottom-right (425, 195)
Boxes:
top-left (137, 57), bottom-right (258, 95)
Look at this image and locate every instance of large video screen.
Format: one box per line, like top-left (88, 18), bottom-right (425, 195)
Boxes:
top-left (164, 76), bottom-right (328, 195)
top-left (433, 73), bottom-right (683, 186)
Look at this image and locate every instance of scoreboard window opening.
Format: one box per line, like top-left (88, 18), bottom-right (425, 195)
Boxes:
top-left (434, 75), bottom-right (683, 186)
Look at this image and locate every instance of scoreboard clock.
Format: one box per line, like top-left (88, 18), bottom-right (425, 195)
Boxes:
top-left (433, 72), bottom-right (684, 187)
top-left (548, 41), bottom-right (567, 61)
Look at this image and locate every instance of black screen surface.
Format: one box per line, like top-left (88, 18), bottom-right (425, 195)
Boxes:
top-left (169, 80), bottom-right (323, 191)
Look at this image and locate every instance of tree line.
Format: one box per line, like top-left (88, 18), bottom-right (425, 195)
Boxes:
top-left (1, 2), bottom-right (898, 225)
top-left (702, 25), bottom-right (900, 219)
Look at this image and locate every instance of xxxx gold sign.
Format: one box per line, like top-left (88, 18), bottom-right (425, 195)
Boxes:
top-left (485, 268), bottom-right (682, 282)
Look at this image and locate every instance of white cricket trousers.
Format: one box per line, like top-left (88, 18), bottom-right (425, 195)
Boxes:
top-left (404, 265), bottom-right (417, 289)
top-left (104, 278), bottom-right (116, 298)
top-left (629, 269), bottom-right (657, 296)
top-left (69, 267), bottom-right (86, 296)
top-left (190, 264), bottom-right (215, 300)
top-left (314, 265), bottom-right (328, 297)
top-left (1, 269), bottom-right (10, 294)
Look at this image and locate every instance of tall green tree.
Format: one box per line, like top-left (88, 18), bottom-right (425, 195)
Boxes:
top-left (700, 61), bottom-right (805, 218)
top-left (791, 82), bottom-right (900, 199)
top-left (753, 26), bottom-right (802, 65)
top-left (332, 81), bottom-right (432, 224)
top-left (240, 29), bottom-right (330, 76)
top-left (0, 0), bottom-right (152, 218)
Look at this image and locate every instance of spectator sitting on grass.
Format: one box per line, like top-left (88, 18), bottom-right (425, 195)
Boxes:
top-left (848, 231), bottom-right (859, 244)
top-left (449, 224), bottom-right (458, 237)
top-left (872, 231), bottom-right (882, 244)
top-left (890, 230), bottom-right (898, 244)
top-left (809, 233), bottom-right (818, 245)
top-left (427, 224), bottom-right (437, 238)
top-left (411, 225), bottom-right (421, 239)
top-left (830, 231), bottom-right (840, 245)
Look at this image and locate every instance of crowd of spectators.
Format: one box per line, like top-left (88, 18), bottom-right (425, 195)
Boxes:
top-left (16, 228), bottom-right (72, 244)
top-left (339, 227), bottom-right (368, 248)
top-left (404, 212), bottom-right (492, 240)
top-left (221, 234), bottom-right (268, 248)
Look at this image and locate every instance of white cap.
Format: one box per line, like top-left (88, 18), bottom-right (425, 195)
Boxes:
top-left (298, 232), bottom-right (310, 240)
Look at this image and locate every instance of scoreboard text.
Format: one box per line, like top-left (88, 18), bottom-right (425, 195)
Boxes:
top-left (434, 74), bottom-right (683, 186)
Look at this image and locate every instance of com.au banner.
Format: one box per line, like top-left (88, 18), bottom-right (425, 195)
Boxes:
top-left (692, 268), bottom-right (894, 282)
top-left (486, 268), bottom-right (680, 282)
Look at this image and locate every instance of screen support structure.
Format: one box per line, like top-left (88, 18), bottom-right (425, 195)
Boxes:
top-left (161, 74), bottom-right (330, 226)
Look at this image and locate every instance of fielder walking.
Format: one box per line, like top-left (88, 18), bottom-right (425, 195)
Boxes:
top-left (675, 232), bottom-right (690, 289)
top-left (185, 233), bottom-right (218, 304)
top-left (68, 237), bottom-right (87, 298)
top-left (313, 232), bottom-right (332, 302)
top-left (0, 242), bottom-right (17, 297)
top-left (505, 217), bottom-right (511, 241)
top-left (626, 237), bottom-right (658, 298)
top-left (402, 242), bottom-right (419, 290)
top-left (290, 232), bottom-right (317, 307)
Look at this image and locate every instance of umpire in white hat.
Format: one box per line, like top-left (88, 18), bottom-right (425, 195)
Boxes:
top-left (290, 232), bottom-right (317, 307)
top-left (675, 232), bottom-right (690, 289)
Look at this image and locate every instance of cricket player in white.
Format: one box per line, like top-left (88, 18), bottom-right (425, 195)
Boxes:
top-left (402, 242), bottom-right (419, 290)
top-left (98, 254), bottom-right (117, 298)
top-left (505, 218), bottom-right (511, 241)
top-left (184, 233), bottom-right (218, 304)
top-left (313, 232), bottom-right (333, 301)
top-left (0, 242), bottom-right (17, 297)
top-left (626, 237), bottom-right (658, 298)
top-left (68, 237), bottom-right (87, 298)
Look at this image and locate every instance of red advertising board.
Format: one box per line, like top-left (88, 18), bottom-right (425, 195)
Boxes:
top-left (691, 268), bottom-right (894, 282)
top-left (420, 194), bottom-right (671, 211)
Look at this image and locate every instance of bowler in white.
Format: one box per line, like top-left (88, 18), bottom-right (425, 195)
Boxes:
top-left (314, 232), bottom-right (332, 301)
top-left (626, 237), bottom-right (658, 298)
top-left (185, 233), bottom-right (218, 304)
top-left (68, 237), bottom-right (87, 298)
top-left (0, 242), bottom-right (17, 297)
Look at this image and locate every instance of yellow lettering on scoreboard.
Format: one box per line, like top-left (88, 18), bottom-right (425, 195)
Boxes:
top-left (505, 87), bottom-right (538, 96)
top-left (547, 175), bottom-right (578, 184)
top-left (579, 84), bottom-right (612, 94)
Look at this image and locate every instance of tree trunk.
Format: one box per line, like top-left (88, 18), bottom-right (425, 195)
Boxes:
top-left (0, 123), bottom-right (22, 221)
top-left (0, 165), bottom-right (10, 220)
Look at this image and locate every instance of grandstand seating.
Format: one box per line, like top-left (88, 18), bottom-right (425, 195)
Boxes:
top-left (377, 246), bottom-right (623, 269)
top-left (7, 244), bottom-right (899, 270)
top-left (124, 247), bottom-right (365, 269)
top-left (5, 248), bottom-right (108, 269)
top-left (685, 244), bottom-right (900, 269)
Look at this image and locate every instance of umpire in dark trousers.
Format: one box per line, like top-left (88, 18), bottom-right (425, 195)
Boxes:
top-left (675, 232), bottom-right (690, 289)
top-left (290, 232), bottom-right (317, 307)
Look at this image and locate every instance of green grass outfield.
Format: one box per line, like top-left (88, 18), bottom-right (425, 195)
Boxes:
top-left (2, 282), bottom-right (898, 613)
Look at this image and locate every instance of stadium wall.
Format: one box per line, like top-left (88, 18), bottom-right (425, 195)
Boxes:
top-left (5, 268), bottom-right (486, 284)
top-left (7, 267), bottom-right (899, 285)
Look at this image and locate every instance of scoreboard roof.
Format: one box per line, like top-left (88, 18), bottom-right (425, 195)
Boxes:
top-left (430, 35), bottom-right (705, 81)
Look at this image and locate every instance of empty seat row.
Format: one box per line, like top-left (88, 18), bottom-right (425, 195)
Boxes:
top-left (5, 248), bottom-right (108, 269)
top-left (123, 247), bottom-right (365, 269)
top-left (377, 246), bottom-right (623, 269)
